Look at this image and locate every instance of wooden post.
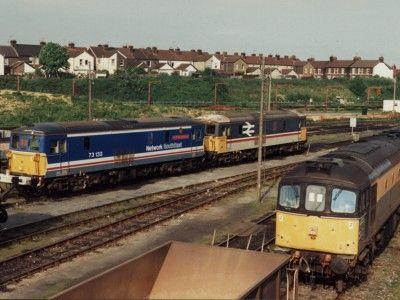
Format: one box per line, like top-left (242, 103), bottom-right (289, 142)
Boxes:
top-left (147, 82), bottom-right (152, 105)
top-left (88, 79), bottom-right (92, 120)
top-left (71, 79), bottom-right (76, 99)
top-left (17, 76), bottom-right (20, 92)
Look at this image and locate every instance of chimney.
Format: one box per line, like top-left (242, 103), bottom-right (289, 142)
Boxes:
top-left (197, 49), bottom-right (202, 54)
top-left (175, 47), bottom-right (180, 52)
top-left (268, 54), bottom-right (273, 58)
top-left (353, 56), bottom-right (361, 61)
top-left (128, 45), bottom-right (133, 50)
top-left (234, 52), bottom-right (238, 55)
top-left (146, 47), bottom-right (151, 50)
top-left (10, 40), bottom-right (17, 47)
top-left (152, 46), bottom-right (157, 51)
top-left (103, 44), bottom-right (109, 49)
top-left (222, 51), bottom-right (227, 55)
top-left (122, 45), bottom-right (128, 49)
top-left (251, 53), bottom-right (256, 57)
top-left (259, 53), bottom-right (263, 57)
top-left (40, 41), bottom-right (46, 46)
top-left (98, 44), bottom-right (102, 48)
top-left (191, 49), bottom-right (196, 52)
top-left (284, 55), bottom-right (289, 59)
top-left (241, 52), bottom-right (246, 57)
top-left (291, 55), bottom-right (297, 60)
top-left (275, 54), bottom-right (280, 59)
top-left (307, 57), bottom-right (315, 62)
top-left (68, 42), bottom-right (75, 48)
top-left (379, 56), bottom-right (384, 62)
top-left (215, 51), bottom-right (221, 55)
top-left (169, 47), bottom-right (174, 51)
top-left (329, 56), bottom-right (337, 61)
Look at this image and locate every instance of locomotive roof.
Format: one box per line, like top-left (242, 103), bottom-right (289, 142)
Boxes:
top-left (282, 130), bottom-right (400, 189)
top-left (13, 117), bottom-right (201, 135)
top-left (198, 110), bottom-right (303, 124)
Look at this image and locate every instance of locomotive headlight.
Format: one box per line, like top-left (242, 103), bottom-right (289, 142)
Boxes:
top-left (278, 214), bottom-right (284, 222)
top-left (348, 221), bottom-right (354, 230)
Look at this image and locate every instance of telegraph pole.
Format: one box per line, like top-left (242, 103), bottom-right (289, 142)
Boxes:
top-left (393, 75), bottom-right (397, 115)
top-left (257, 55), bottom-right (265, 202)
top-left (88, 62), bottom-right (92, 120)
top-left (267, 68), bottom-right (272, 111)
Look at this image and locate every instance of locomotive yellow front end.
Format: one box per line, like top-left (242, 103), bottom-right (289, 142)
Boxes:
top-left (0, 131), bottom-right (48, 187)
top-left (274, 158), bottom-right (369, 289)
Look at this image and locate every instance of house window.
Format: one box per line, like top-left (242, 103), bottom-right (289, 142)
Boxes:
top-left (119, 59), bottom-right (124, 67)
top-left (79, 59), bottom-right (83, 66)
top-left (111, 59), bottom-right (115, 65)
top-left (4, 58), bottom-right (9, 65)
top-left (366, 68), bottom-right (370, 74)
top-left (85, 60), bottom-right (88, 65)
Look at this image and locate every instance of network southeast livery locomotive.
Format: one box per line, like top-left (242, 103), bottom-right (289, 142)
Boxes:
top-left (275, 130), bottom-right (400, 291)
top-left (0, 111), bottom-right (307, 222)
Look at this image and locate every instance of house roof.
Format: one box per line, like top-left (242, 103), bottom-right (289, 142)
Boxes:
top-left (350, 60), bottom-right (381, 68)
top-left (325, 59), bottom-right (353, 68)
top-left (13, 43), bottom-right (43, 58)
top-left (281, 68), bottom-right (297, 75)
top-left (243, 55), bottom-right (263, 65)
top-left (88, 46), bottom-right (116, 58)
top-left (154, 62), bottom-right (174, 70)
top-left (151, 48), bottom-right (209, 62)
top-left (309, 60), bottom-right (328, 68)
top-left (10, 60), bottom-right (34, 69)
top-left (175, 63), bottom-right (197, 71)
top-left (66, 47), bottom-right (89, 58)
top-left (293, 60), bottom-right (307, 67)
top-left (0, 45), bottom-right (18, 58)
top-left (246, 66), bottom-right (260, 73)
top-left (117, 47), bottom-right (136, 59)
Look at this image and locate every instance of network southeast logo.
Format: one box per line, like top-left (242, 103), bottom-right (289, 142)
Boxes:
top-left (146, 142), bottom-right (183, 152)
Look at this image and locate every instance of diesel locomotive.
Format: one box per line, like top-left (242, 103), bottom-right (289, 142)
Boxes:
top-left (0, 111), bottom-right (307, 222)
top-left (275, 130), bottom-right (400, 291)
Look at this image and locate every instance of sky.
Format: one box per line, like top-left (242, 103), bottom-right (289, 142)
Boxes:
top-left (1, 0), bottom-right (399, 64)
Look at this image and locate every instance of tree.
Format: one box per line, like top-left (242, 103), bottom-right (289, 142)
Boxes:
top-left (348, 77), bottom-right (367, 98)
top-left (39, 42), bottom-right (69, 77)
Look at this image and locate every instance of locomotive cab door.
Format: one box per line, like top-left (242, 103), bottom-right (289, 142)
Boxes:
top-left (49, 138), bottom-right (69, 176)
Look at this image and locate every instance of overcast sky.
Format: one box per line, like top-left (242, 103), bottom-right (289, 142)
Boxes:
top-left (1, 0), bottom-right (399, 64)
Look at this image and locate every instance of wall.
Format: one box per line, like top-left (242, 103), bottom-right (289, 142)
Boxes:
top-left (0, 55), bottom-right (4, 76)
top-left (69, 52), bottom-right (95, 75)
top-left (373, 63), bottom-right (393, 79)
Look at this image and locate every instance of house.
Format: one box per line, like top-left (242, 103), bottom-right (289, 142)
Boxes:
top-left (243, 53), bottom-right (263, 68)
top-left (150, 47), bottom-right (209, 71)
top-left (293, 60), bottom-right (307, 78)
top-left (324, 56), bottom-right (353, 79)
top-left (154, 62), bottom-right (175, 75)
top-left (349, 57), bottom-right (393, 79)
top-left (175, 63), bottom-right (198, 76)
top-left (264, 55), bottom-right (298, 71)
top-left (0, 45), bottom-right (19, 75)
top-left (65, 43), bottom-right (95, 76)
top-left (118, 46), bottom-right (159, 71)
top-left (10, 61), bottom-right (35, 76)
top-left (245, 66), bottom-right (262, 77)
top-left (88, 44), bottom-right (122, 75)
top-left (217, 52), bottom-right (247, 75)
top-left (266, 68), bottom-right (283, 79)
top-left (10, 40), bottom-right (44, 66)
top-left (281, 68), bottom-right (299, 79)
top-left (204, 54), bottom-right (221, 71)
top-left (308, 59), bottom-right (327, 78)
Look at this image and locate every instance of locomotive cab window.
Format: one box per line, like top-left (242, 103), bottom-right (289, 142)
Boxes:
top-left (279, 185), bottom-right (300, 208)
top-left (305, 185), bottom-right (326, 212)
top-left (206, 125), bottom-right (216, 135)
top-left (331, 188), bottom-right (357, 214)
top-left (11, 134), bottom-right (19, 149)
top-left (50, 140), bottom-right (59, 154)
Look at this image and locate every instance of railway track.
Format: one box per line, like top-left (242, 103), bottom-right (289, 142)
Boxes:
top-left (0, 163), bottom-right (297, 287)
top-left (308, 121), bottom-right (399, 136)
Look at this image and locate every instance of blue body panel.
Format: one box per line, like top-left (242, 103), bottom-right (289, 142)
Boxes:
top-left (44, 124), bottom-right (205, 178)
